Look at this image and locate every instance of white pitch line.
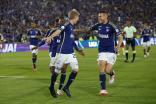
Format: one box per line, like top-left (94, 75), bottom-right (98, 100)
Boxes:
top-left (0, 76), bottom-right (27, 79)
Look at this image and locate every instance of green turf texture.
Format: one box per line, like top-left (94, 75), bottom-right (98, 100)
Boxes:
top-left (0, 46), bottom-right (156, 104)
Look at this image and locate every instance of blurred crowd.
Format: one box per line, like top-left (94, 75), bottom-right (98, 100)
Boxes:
top-left (0, 0), bottom-right (156, 43)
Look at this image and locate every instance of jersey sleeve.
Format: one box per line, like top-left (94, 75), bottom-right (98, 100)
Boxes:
top-left (109, 22), bottom-right (121, 36)
top-left (38, 40), bottom-right (46, 47)
top-left (73, 41), bottom-right (80, 51)
top-left (132, 26), bottom-right (137, 32)
top-left (123, 27), bottom-right (126, 32)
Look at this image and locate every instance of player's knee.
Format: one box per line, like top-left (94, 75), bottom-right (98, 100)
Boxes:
top-left (105, 64), bottom-right (113, 73)
top-left (98, 61), bottom-right (106, 71)
top-left (54, 68), bottom-right (61, 74)
top-left (70, 62), bottom-right (79, 72)
top-left (73, 68), bottom-right (79, 72)
top-left (99, 65), bottom-right (106, 73)
top-left (32, 53), bottom-right (37, 58)
top-left (61, 67), bottom-right (67, 73)
top-left (99, 67), bottom-right (106, 73)
top-left (49, 66), bottom-right (55, 74)
top-left (72, 70), bottom-right (78, 73)
top-left (72, 66), bottom-right (79, 72)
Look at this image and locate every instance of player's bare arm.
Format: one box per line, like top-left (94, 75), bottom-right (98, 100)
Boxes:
top-left (116, 35), bottom-right (123, 51)
top-left (46, 29), bottom-right (61, 43)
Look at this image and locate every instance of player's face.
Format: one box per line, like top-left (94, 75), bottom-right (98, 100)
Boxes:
top-left (60, 18), bottom-right (66, 25)
top-left (98, 13), bottom-right (108, 23)
top-left (127, 21), bottom-right (131, 26)
top-left (73, 16), bottom-right (79, 24)
top-left (144, 23), bottom-right (148, 28)
top-left (31, 23), bottom-right (37, 28)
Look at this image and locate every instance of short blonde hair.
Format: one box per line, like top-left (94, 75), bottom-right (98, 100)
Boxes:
top-left (68, 9), bottom-right (80, 19)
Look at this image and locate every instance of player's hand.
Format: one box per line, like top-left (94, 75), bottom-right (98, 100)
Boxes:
top-left (45, 37), bottom-right (52, 44)
top-left (77, 50), bottom-right (85, 56)
top-left (42, 37), bottom-right (47, 41)
top-left (85, 28), bottom-right (92, 34)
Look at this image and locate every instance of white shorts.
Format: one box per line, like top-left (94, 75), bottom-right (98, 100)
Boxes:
top-left (97, 52), bottom-right (117, 65)
top-left (142, 41), bottom-right (151, 48)
top-left (49, 57), bottom-right (56, 67)
top-left (29, 45), bottom-right (38, 54)
top-left (54, 53), bottom-right (79, 73)
top-left (49, 52), bottom-right (52, 58)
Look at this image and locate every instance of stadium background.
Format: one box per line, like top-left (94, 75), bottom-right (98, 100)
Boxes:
top-left (0, 0), bottom-right (156, 104)
top-left (0, 0), bottom-right (156, 44)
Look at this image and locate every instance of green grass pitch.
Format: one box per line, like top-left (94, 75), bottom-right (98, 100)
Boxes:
top-left (0, 46), bottom-right (156, 104)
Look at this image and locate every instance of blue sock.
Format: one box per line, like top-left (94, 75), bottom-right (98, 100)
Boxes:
top-left (64, 71), bottom-right (77, 89)
top-left (50, 72), bottom-right (58, 89)
top-left (59, 73), bottom-right (66, 90)
top-left (99, 73), bottom-right (106, 90)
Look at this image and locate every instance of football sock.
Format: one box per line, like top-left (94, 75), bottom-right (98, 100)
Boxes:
top-left (59, 73), bottom-right (66, 90)
top-left (144, 49), bottom-right (146, 55)
top-left (132, 51), bottom-right (136, 61)
top-left (125, 52), bottom-right (128, 60)
top-left (50, 71), bottom-right (58, 89)
top-left (64, 71), bottom-right (77, 89)
top-left (99, 72), bottom-right (106, 90)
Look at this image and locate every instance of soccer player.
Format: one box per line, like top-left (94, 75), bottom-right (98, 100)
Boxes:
top-left (56, 40), bottom-right (85, 95)
top-left (89, 10), bottom-right (123, 96)
top-left (46, 9), bottom-right (81, 98)
top-left (27, 22), bottom-right (41, 71)
top-left (37, 18), bottom-right (62, 73)
top-left (141, 22), bottom-right (153, 58)
top-left (123, 19), bottom-right (137, 63)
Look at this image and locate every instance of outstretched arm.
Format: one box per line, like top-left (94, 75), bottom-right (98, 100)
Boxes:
top-left (45, 29), bottom-right (61, 43)
top-left (74, 28), bottom-right (90, 34)
top-left (74, 23), bottom-right (99, 34)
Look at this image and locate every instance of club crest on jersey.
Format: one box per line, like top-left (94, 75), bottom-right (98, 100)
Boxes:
top-left (105, 27), bottom-right (110, 32)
